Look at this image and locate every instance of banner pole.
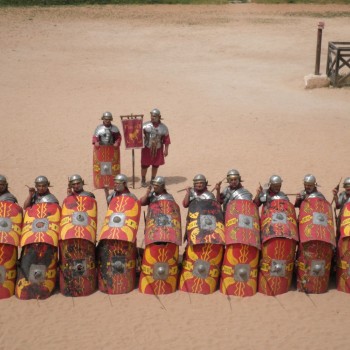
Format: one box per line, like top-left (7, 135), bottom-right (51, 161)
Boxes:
top-left (132, 149), bottom-right (135, 189)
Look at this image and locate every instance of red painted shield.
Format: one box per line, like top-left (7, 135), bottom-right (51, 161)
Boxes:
top-left (145, 200), bottom-right (182, 246)
top-left (97, 240), bottom-right (136, 294)
top-left (0, 244), bottom-right (17, 299)
top-left (93, 145), bottom-right (120, 189)
top-left (336, 202), bottom-right (350, 293)
top-left (179, 244), bottom-right (224, 294)
top-left (59, 239), bottom-right (96, 297)
top-left (296, 241), bottom-right (333, 294)
top-left (220, 244), bottom-right (259, 297)
top-left (21, 203), bottom-right (61, 247)
top-left (186, 199), bottom-right (225, 245)
top-left (225, 200), bottom-right (260, 248)
top-left (0, 201), bottom-right (22, 247)
top-left (16, 243), bottom-right (57, 300)
top-left (59, 196), bottom-right (97, 243)
top-left (258, 238), bottom-right (297, 296)
top-left (139, 243), bottom-right (179, 295)
top-left (298, 198), bottom-right (335, 246)
top-left (260, 200), bottom-right (298, 243)
top-left (99, 196), bottom-right (140, 243)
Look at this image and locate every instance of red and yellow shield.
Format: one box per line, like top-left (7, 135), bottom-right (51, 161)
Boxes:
top-left (139, 243), bottom-right (179, 295)
top-left (186, 199), bottom-right (225, 245)
top-left (179, 244), bottom-right (224, 294)
top-left (20, 203), bottom-right (61, 247)
top-left (258, 238), bottom-right (297, 296)
top-left (260, 200), bottom-right (298, 243)
top-left (337, 203), bottom-right (350, 293)
top-left (220, 244), bottom-right (259, 297)
top-left (299, 198), bottom-right (335, 246)
top-left (93, 145), bottom-right (120, 189)
top-left (0, 244), bottom-right (17, 299)
top-left (59, 239), bottom-right (96, 297)
top-left (145, 200), bottom-right (182, 246)
top-left (225, 200), bottom-right (260, 248)
top-left (99, 196), bottom-right (140, 243)
top-left (59, 196), bottom-right (97, 243)
top-left (296, 241), bottom-right (333, 294)
top-left (97, 240), bottom-right (136, 294)
top-left (0, 201), bottom-right (23, 247)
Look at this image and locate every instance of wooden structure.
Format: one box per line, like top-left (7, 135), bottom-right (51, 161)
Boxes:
top-left (326, 42), bottom-right (350, 87)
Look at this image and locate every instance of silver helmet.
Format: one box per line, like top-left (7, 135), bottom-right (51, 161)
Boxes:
top-left (269, 175), bottom-right (283, 185)
top-left (35, 176), bottom-right (50, 186)
top-left (69, 174), bottom-right (84, 185)
top-left (227, 169), bottom-right (242, 182)
top-left (0, 175), bottom-right (8, 185)
top-left (193, 174), bottom-right (207, 183)
top-left (343, 177), bottom-right (350, 188)
top-left (114, 174), bottom-right (128, 183)
top-left (101, 111), bottom-right (113, 120)
top-left (304, 174), bottom-right (317, 185)
top-left (152, 176), bottom-right (165, 187)
top-left (150, 108), bottom-right (161, 118)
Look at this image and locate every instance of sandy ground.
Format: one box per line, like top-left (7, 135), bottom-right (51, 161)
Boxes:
top-left (1, 3), bottom-right (350, 350)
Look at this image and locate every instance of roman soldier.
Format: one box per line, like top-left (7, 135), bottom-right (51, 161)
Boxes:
top-left (333, 177), bottom-right (350, 212)
top-left (16, 176), bottom-right (60, 300)
top-left (59, 174), bottom-right (97, 297)
top-left (182, 174), bottom-right (215, 208)
top-left (294, 174), bottom-right (325, 208)
top-left (139, 176), bottom-right (181, 294)
top-left (104, 174), bottom-right (137, 205)
top-left (141, 108), bottom-right (170, 187)
top-left (92, 111), bottom-right (122, 189)
top-left (0, 175), bottom-right (22, 298)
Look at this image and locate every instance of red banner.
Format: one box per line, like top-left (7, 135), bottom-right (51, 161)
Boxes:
top-left (120, 115), bottom-right (144, 149)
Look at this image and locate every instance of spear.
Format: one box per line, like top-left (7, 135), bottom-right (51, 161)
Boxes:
top-left (331, 177), bottom-right (342, 206)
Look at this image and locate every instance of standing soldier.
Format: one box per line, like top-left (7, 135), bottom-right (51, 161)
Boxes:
top-left (92, 111), bottom-right (122, 189)
top-left (16, 176), bottom-right (60, 300)
top-left (182, 174), bottom-right (215, 208)
top-left (141, 108), bottom-right (170, 187)
top-left (215, 169), bottom-right (253, 213)
top-left (59, 174), bottom-right (97, 297)
top-left (294, 174), bottom-right (325, 208)
top-left (0, 175), bottom-right (18, 203)
top-left (139, 176), bottom-right (182, 294)
top-left (104, 174), bottom-right (137, 206)
top-left (333, 177), bottom-right (350, 212)
top-left (253, 175), bottom-right (289, 207)
top-left (0, 175), bottom-right (22, 299)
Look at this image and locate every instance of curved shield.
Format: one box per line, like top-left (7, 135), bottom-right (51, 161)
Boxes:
top-left (59, 239), bottom-right (96, 297)
top-left (59, 196), bottom-right (97, 243)
top-left (99, 196), bottom-right (140, 243)
top-left (220, 244), bottom-right (259, 297)
top-left (337, 202), bottom-right (350, 292)
top-left (0, 244), bottom-right (17, 299)
top-left (144, 200), bottom-right (181, 246)
top-left (97, 240), bottom-right (136, 294)
top-left (139, 242), bottom-right (179, 295)
top-left (93, 145), bottom-right (120, 189)
top-left (258, 238), bottom-right (297, 296)
top-left (186, 199), bottom-right (225, 245)
top-left (224, 200), bottom-right (260, 248)
top-left (20, 203), bottom-right (61, 247)
top-left (260, 199), bottom-right (298, 243)
top-left (299, 198), bottom-right (335, 246)
top-left (297, 241), bottom-right (333, 294)
top-left (0, 201), bottom-right (22, 247)
top-left (179, 243), bottom-right (224, 294)
top-left (15, 243), bottom-right (57, 300)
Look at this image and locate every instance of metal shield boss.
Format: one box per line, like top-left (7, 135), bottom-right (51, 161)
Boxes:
top-left (99, 195), bottom-right (141, 243)
top-left (93, 145), bottom-right (120, 189)
top-left (258, 200), bottom-right (298, 296)
top-left (220, 200), bottom-right (260, 296)
top-left (59, 195), bottom-right (97, 243)
top-left (297, 198), bottom-right (335, 294)
top-left (337, 202), bottom-right (350, 293)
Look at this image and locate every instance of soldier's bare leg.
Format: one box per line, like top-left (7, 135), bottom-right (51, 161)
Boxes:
top-left (141, 166), bottom-right (148, 187)
top-left (151, 166), bottom-right (159, 182)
